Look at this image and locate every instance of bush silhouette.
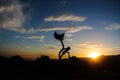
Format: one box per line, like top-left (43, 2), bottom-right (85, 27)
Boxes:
top-left (0, 56), bottom-right (8, 63)
top-left (36, 55), bottom-right (50, 63)
top-left (8, 55), bottom-right (24, 63)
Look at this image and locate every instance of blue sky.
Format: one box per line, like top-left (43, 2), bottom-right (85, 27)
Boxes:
top-left (0, 0), bottom-right (120, 59)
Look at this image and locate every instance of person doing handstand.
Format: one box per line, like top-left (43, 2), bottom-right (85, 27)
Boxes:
top-left (60, 47), bottom-right (71, 59)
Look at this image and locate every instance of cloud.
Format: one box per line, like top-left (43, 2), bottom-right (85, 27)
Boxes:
top-left (24, 35), bottom-right (45, 42)
top-left (66, 26), bottom-right (93, 33)
top-left (66, 39), bottom-right (72, 41)
top-left (105, 23), bottom-right (120, 30)
top-left (44, 15), bottom-right (87, 22)
top-left (43, 44), bottom-right (58, 50)
top-left (24, 35), bottom-right (44, 39)
top-left (0, 0), bottom-right (90, 34)
top-left (14, 35), bottom-right (45, 42)
top-left (0, 0), bottom-right (27, 33)
top-left (12, 25), bottom-right (93, 34)
top-left (26, 28), bottom-right (37, 33)
top-left (74, 42), bottom-right (105, 51)
top-left (65, 33), bottom-right (72, 38)
top-left (38, 26), bottom-right (93, 33)
top-left (0, 0), bottom-right (89, 34)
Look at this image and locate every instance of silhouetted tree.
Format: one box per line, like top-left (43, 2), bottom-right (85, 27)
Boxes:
top-left (0, 56), bottom-right (8, 63)
top-left (8, 55), bottom-right (24, 63)
top-left (69, 56), bottom-right (80, 64)
top-left (40, 55), bottom-right (49, 61)
top-left (36, 55), bottom-right (50, 63)
top-left (54, 31), bottom-right (71, 60)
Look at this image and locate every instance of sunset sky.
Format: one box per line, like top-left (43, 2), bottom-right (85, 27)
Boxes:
top-left (0, 0), bottom-right (120, 59)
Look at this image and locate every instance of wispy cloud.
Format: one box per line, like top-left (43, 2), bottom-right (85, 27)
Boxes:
top-left (44, 15), bottom-right (87, 22)
top-left (38, 26), bottom-right (93, 33)
top-left (76, 42), bottom-right (103, 48)
top-left (27, 28), bottom-right (37, 33)
top-left (105, 23), bottom-right (120, 30)
top-left (12, 25), bottom-right (93, 34)
top-left (24, 35), bottom-right (45, 42)
top-left (0, 0), bottom-right (27, 33)
top-left (66, 39), bottom-right (72, 41)
top-left (65, 33), bottom-right (72, 38)
top-left (66, 26), bottom-right (93, 33)
top-left (14, 35), bottom-right (45, 42)
top-left (73, 42), bottom-right (105, 52)
top-left (43, 44), bottom-right (58, 50)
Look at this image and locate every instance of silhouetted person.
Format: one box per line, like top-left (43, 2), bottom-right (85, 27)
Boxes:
top-left (54, 31), bottom-right (71, 60)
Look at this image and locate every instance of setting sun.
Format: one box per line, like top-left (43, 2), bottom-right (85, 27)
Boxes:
top-left (88, 52), bottom-right (100, 59)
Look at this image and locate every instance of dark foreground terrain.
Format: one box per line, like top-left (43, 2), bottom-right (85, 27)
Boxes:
top-left (0, 55), bottom-right (120, 80)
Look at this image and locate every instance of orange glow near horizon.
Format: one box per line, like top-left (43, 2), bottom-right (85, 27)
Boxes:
top-left (88, 52), bottom-right (100, 59)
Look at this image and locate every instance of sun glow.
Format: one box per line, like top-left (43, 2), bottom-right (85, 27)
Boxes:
top-left (88, 52), bottom-right (100, 59)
